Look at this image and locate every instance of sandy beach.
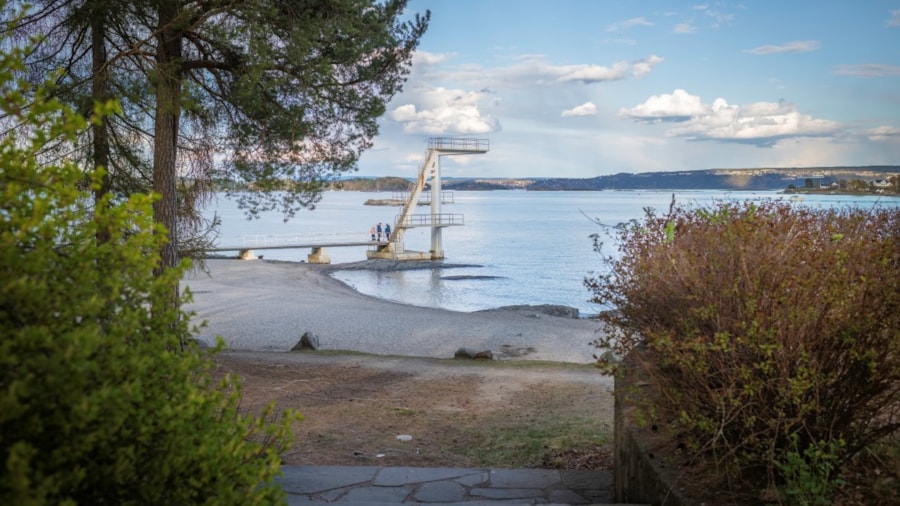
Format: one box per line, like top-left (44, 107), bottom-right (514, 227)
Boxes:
top-left (184, 259), bottom-right (607, 364)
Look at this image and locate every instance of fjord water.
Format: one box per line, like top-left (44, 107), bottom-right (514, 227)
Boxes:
top-left (205, 190), bottom-right (898, 316)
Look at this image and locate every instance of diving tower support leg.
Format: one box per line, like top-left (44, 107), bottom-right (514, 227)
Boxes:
top-left (429, 151), bottom-right (444, 259)
top-left (308, 247), bottom-right (331, 264)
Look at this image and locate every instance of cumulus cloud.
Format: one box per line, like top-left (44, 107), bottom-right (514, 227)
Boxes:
top-left (889, 9), bottom-right (900, 26)
top-left (387, 52), bottom-right (663, 136)
top-left (745, 40), bottom-right (820, 55)
top-left (619, 89), bottom-right (708, 122)
top-left (608, 17), bottom-right (653, 32)
top-left (561, 102), bottom-right (597, 117)
top-left (388, 87), bottom-right (499, 135)
top-left (622, 90), bottom-right (841, 147)
top-left (834, 63), bottom-right (900, 78)
top-left (673, 23), bottom-right (696, 34)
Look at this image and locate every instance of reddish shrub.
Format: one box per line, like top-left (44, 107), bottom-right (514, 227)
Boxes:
top-left (587, 200), bottom-right (899, 498)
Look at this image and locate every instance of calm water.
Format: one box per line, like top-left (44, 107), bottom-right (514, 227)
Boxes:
top-left (205, 190), bottom-right (898, 316)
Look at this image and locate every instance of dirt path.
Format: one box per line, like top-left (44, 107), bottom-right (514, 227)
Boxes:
top-left (213, 350), bottom-right (615, 470)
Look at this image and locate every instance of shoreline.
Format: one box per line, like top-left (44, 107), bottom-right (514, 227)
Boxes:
top-left (184, 259), bottom-right (605, 364)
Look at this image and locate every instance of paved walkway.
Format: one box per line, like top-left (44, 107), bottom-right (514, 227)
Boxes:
top-left (277, 465), bottom-right (623, 505)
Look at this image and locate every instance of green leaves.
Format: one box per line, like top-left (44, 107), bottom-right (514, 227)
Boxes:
top-left (1, 38), bottom-right (299, 505)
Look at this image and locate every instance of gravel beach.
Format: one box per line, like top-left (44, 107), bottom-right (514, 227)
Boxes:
top-left (184, 259), bottom-right (606, 364)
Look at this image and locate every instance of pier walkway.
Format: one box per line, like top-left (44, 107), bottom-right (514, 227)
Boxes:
top-left (207, 233), bottom-right (386, 263)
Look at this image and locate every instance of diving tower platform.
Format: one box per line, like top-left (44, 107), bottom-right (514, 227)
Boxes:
top-left (367, 137), bottom-right (489, 261)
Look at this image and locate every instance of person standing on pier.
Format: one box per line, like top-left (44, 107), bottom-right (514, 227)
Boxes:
top-left (376, 223), bottom-right (383, 241)
top-left (384, 223), bottom-right (391, 241)
top-left (370, 225), bottom-right (376, 241)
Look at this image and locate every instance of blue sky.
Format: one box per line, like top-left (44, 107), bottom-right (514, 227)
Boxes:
top-left (356, 0), bottom-right (900, 178)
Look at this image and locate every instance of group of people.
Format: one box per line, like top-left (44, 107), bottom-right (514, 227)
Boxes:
top-left (370, 222), bottom-right (391, 242)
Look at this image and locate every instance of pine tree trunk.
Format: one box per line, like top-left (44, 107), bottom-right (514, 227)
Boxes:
top-left (153, 1), bottom-right (184, 340)
top-left (153, 1), bottom-right (182, 277)
top-left (90, 8), bottom-right (111, 244)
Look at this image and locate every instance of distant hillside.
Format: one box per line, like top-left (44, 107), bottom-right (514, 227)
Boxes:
top-left (329, 167), bottom-right (900, 193)
top-left (527, 167), bottom-right (900, 191)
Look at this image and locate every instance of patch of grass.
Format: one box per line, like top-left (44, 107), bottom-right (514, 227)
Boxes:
top-left (289, 349), bottom-right (599, 371)
top-left (446, 382), bottom-right (613, 468)
top-left (453, 415), bottom-right (611, 468)
top-left (312, 432), bottom-right (338, 445)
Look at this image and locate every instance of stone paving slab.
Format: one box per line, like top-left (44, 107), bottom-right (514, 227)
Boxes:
top-left (276, 465), bottom-right (619, 504)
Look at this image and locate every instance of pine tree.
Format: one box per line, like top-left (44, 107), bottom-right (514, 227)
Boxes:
top-left (4, 0), bottom-right (430, 275)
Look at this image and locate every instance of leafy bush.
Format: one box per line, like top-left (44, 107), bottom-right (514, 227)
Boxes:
top-left (587, 199), bottom-right (899, 500)
top-left (0, 38), bottom-right (298, 504)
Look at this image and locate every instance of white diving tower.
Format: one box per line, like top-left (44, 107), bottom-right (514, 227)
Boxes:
top-left (367, 137), bottom-right (489, 261)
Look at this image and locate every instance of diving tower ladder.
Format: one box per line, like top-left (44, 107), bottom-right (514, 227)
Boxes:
top-left (367, 137), bottom-right (489, 261)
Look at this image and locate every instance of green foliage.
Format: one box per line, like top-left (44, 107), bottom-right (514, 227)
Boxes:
top-left (587, 199), bottom-right (900, 499)
top-left (773, 434), bottom-right (845, 506)
top-left (1, 40), bottom-right (298, 505)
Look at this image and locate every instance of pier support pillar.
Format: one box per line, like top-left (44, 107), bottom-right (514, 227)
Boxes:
top-left (308, 247), bottom-right (331, 264)
top-left (430, 149), bottom-right (444, 259)
top-left (239, 249), bottom-right (258, 260)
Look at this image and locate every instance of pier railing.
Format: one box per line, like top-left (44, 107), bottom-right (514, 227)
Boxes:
top-left (397, 213), bottom-right (465, 227)
top-left (427, 137), bottom-right (489, 152)
top-left (390, 190), bottom-right (455, 204)
top-left (238, 232), bottom-right (368, 247)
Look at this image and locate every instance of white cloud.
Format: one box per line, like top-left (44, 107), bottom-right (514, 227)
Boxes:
top-left (673, 23), bottom-right (696, 34)
top-left (745, 40), bottom-right (820, 55)
top-left (834, 63), bottom-right (900, 78)
top-left (607, 17), bottom-right (654, 32)
top-left (703, 8), bottom-right (735, 28)
top-left (388, 87), bottom-right (499, 135)
top-left (496, 55), bottom-right (662, 84)
top-left (619, 89), bottom-right (708, 122)
top-left (632, 55), bottom-right (664, 77)
top-left (866, 126), bottom-right (900, 141)
top-left (622, 90), bottom-right (841, 147)
top-left (556, 62), bottom-right (631, 83)
top-left (534, 55), bottom-right (663, 84)
top-left (561, 102), bottom-right (597, 117)
top-left (386, 51), bottom-right (667, 138)
top-left (888, 9), bottom-right (900, 27)
top-left (668, 99), bottom-right (840, 146)
top-left (412, 50), bottom-right (450, 66)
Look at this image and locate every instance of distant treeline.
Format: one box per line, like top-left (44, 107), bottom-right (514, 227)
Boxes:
top-left (328, 176), bottom-right (410, 192)
top-left (217, 166), bottom-right (900, 193)
top-left (330, 167), bottom-right (900, 192)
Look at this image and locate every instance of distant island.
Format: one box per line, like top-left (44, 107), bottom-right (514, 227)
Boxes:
top-left (331, 166), bottom-right (900, 195)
